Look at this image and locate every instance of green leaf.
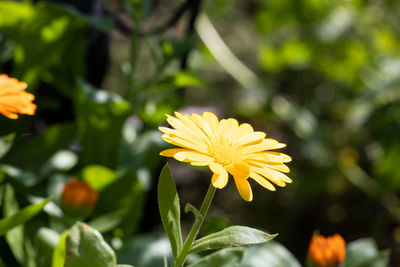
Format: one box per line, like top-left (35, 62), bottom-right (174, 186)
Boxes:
top-left (190, 226), bottom-right (277, 254)
top-left (157, 163), bottom-right (183, 258)
top-left (187, 248), bottom-right (244, 267)
top-left (64, 222), bottom-right (116, 267)
top-left (93, 171), bottom-right (145, 236)
top-left (2, 123), bottom-right (76, 173)
top-left (344, 238), bottom-right (390, 267)
top-left (52, 231), bottom-right (68, 267)
top-left (82, 165), bottom-right (119, 191)
top-left (35, 228), bottom-right (61, 267)
top-left (0, 194), bottom-right (50, 236)
top-left (241, 241), bottom-right (301, 267)
top-left (115, 234), bottom-right (172, 267)
top-left (88, 210), bottom-right (124, 233)
top-left (0, 165), bottom-right (42, 188)
top-left (0, 133), bottom-right (15, 160)
top-left (76, 81), bottom-right (132, 168)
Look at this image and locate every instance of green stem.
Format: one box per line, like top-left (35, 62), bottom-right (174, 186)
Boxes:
top-left (173, 183), bottom-right (216, 267)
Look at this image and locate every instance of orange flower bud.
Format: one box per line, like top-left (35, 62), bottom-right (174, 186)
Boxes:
top-left (0, 74), bottom-right (36, 119)
top-left (308, 234), bottom-right (346, 267)
top-left (61, 179), bottom-right (98, 212)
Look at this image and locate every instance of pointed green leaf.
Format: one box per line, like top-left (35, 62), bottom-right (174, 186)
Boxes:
top-left (187, 248), bottom-right (244, 267)
top-left (64, 222), bottom-right (116, 267)
top-left (190, 226), bottom-right (277, 254)
top-left (52, 231), bottom-right (68, 267)
top-left (157, 164), bottom-right (183, 258)
top-left (0, 195), bottom-right (50, 236)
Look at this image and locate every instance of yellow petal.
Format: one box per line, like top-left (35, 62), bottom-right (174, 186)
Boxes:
top-left (233, 176), bottom-right (253, 201)
top-left (231, 123), bottom-right (254, 139)
top-left (209, 163), bottom-right (228, 189)
top-left (247, 161), bottom-right (290, 173)
top-left (251, 166), bottom-right (292, 185)
top-left (162, 134), bottom-right (209, 154)
top-left (243, 139), bottom-right (286, 154)
top-left (246, 152), bottom-right (292, 163)
top-left (174, 151), bottom-right (214, 162)
top-left (202, 112), bottom-right (220, 134)
top-left (191, 113), bottom-right (215, 139)
top-left (236, 132), bottom-right (266, 146)
top-left (225, 162), bottom-right (250, 179)
top-left (249, 172), bottom-right (276, 191)
top-left (219, 118), bottom-right (239, 139)
top-left (175, 112), bottom-right (210, 143)
top-left (159, 148), bottom-right (191, 157)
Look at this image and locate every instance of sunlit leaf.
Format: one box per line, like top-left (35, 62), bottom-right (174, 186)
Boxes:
top-left (190, 226), bottom-right (277, 254)
top-left (157, 164), bottom-right (183, 258)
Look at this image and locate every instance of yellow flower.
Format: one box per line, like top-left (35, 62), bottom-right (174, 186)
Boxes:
top-left (308, 234), bottom-right (346, 267)
top-left (159, 111), bottom-right (292, 201)
top-left (0, 74), bottom-right (36, 119)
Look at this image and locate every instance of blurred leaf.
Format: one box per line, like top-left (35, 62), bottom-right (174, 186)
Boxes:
top-left (0, 133), bottom-right (15, 160)
top-left (82, 165), bottom-right (118, 191)
top-left (344, 238), bottom-right (390, 267)
top-left (3, 184), bottom-right (24, 265)
top-left (190, 226), bottom-right (277, 254)
top-left (76, 81), bottom-right (132, 168)
top-left (64, 222), bottom-right (116, 267)
top-left (147, 71), bottom-right (208, 92)
top-left (41, 150), bottom-right (78, 176)
top-left (35, 228), bottom-right (60, 267)
top-left (3, 122), bottom-right (76, 172)
top-left (0, 195), bottom-right (50, 236)
top-left (115, 234), bottom-right (172, 267)
top-left (0, 1), bottom-right (87, 87)
top-left (52, 231), bottom-right (67, 267)
top-left (119, 127), bottom-right (166, 172)
top-left (241, 241), bottom-right (301, 267)
top-left (187, 248), bottom-right (244, 267)
top-left (88, 210), bottom-right (124, 233)
top-left (157, 164), bottom-right (183, 258)
top-left (0, 165), bottom-right (42, 187)
top-left (93, 171), bottom-right (145, 236)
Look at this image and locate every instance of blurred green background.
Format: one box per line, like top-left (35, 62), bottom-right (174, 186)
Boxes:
top-left (1, 0), bottom-right (400, 266)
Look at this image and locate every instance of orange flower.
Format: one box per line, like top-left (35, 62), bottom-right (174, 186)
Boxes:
top-left (308, 234), bottom-right (346, 267)
top-left (0, 74), bottom-right (36, 119)
top-left (61, 179), bottom-right (98, 211)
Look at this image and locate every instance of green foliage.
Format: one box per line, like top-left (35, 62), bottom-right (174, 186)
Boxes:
top-left (241, 241), bottom-right (302, 267)
top-left (344, 238), bottom-right (390, 267)
top-left (64, 222), bottom-right (116, 267)
top-left (0, 193), bottom-right (50, 236)
top-left (190, 226), bottom-right (277, 254)
top-left (76, 81), bottom-right (132, 168)
top-left (157, 164), bottom-right (183, 258)
top-left (187, 248), bottom-right (244, 267)
top-left (115, 234), bottom-right (172, 267)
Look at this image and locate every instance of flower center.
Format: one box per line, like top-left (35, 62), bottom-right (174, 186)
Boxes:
top-left (208, 137), bottom-right (242, 166)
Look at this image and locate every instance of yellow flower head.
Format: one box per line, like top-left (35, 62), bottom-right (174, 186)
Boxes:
top-left (159, 111), bottom-right (292, 201)
top-left (308, 234), bottom-right (346, 267)
top-left (0, 74), bottom-right (36, 119)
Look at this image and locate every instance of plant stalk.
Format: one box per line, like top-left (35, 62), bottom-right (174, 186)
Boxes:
top-left (173, 183), bottom-right (216, 267)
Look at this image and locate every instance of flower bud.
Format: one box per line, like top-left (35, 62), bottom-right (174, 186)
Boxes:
top-left (61, 179), bottom-right (98, 214)
top-left (308, 234), bottom-right (346, 267)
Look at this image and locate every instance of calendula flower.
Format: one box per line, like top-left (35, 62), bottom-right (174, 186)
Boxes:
top-left (0, 74), bottom-right (36, 119)
top-left (308, 234), bottom-right (346, 267)
top-left (61, 179), bottom-right (98, 212)
top-left (159, 111), bottom-right (292, 201)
